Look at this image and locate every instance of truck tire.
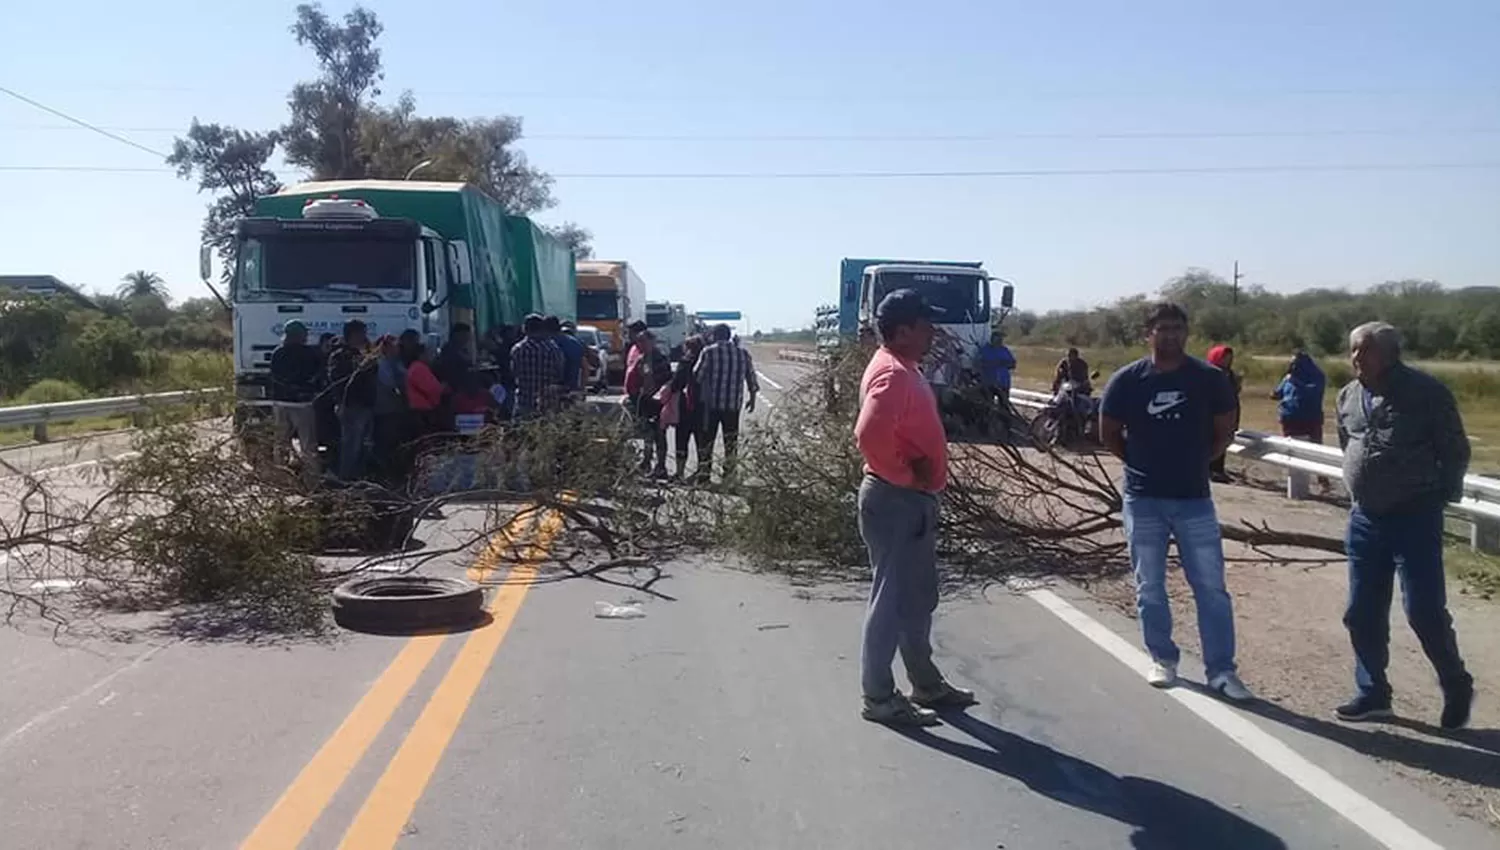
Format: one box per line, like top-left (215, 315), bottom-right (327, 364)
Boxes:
top-left (331, 575), bottom-right (484, 633)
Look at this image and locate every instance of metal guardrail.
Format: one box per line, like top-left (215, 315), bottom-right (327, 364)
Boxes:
top-left (0, 389), bottom-right (222, 442)
top-left (1011, 387), bottom-right (1500, 550)
top-left (775, 356), bottom-right (1500, 550)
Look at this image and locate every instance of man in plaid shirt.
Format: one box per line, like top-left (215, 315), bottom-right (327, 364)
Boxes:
top-left (510, 314), bottom-right (564, 416)
top-left (692, 324), bottom-right (758, 482)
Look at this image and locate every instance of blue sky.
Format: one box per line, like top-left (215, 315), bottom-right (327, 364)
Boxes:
top-left (3, 0), bottom-right (1498, 331)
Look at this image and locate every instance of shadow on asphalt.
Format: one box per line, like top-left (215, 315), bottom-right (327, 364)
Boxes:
top-left (895, 711), bottom-right (1288, 850)
top-left (1241, 697), bottom-right (1500, 790)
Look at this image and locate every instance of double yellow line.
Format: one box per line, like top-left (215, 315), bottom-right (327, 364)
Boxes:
top-left (241, 507), bottom-right (563, 850)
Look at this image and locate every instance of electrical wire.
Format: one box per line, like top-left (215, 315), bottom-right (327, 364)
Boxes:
top-left (0, 85), bottom-right (168, 159)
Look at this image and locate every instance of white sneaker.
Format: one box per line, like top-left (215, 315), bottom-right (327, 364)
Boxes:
top-left (1209, 672), bottom-right (1254, 703)
top-left (1147, 662), bottom-right (1178, 688)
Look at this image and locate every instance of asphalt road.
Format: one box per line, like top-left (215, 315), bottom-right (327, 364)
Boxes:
top-left (0, 366), bottom-right (1495, 848)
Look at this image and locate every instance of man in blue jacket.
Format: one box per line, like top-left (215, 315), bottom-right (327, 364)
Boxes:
top-left (1272, 350), bottom-right (1327, 443)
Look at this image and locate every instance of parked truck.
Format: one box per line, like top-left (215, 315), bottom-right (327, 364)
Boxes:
top-left (575, 260), bottom-right (646, 385)
top-left (210, 179), bottom-right (576, 410)
top-left (645, 300), bottom-right (689, 359)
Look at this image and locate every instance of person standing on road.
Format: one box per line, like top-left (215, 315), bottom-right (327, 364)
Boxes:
top-left (977, 331), bottom-right (1017, 434)
top-left (269, 320), bottom-right (323, 483)
top-left (327, 320), bottom-right (378, 480)
top-left (1333, 321), bottom-right (1473, 729)
top-left (854, 289), bottom-right (977, 727)
top-left (511, 314), bottom-right (565, 417)
top-left (1099, 302), bottom-right (1253, 702)
top-left (693, 324), bottom-right (759, 484)
top-left (548, 316), bottom-right (586, 404)
top-left (1205, 344), bottom-right (1242, 484)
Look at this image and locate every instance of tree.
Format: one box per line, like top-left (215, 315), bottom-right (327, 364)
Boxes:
top-left (280, 3), bottom-right (384, 179)
top-left (358, 94), bottom-right (557, 214)
top-left (544, 222), bottom-right (593, 259)
top-left (127, 294), bottom-right (174, 330)
top-left (167, 121), bottom-right (282, 269)
top-left (119, 271), bottom-right (169, 301)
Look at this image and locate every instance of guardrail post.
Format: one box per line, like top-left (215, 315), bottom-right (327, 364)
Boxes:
top-left (32, 421), bottom-right (48, 443)
top-left (1471, 518), bottom-right (1500, 554)
top-left (1285, 435), bottom-right (1311, 500)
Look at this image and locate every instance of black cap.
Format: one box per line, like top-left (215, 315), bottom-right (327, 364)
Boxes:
top-left (875, 289), bottom-right (942, 326)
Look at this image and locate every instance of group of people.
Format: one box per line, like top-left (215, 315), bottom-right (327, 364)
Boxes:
top-left (853, 290), bottom-right (1474, 733)
top-left (624, 321), bottom-right (759, 483)
top-left (266, 313), bottom-right (601, 484)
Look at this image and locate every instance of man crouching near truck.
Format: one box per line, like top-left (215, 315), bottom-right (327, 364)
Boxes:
top-left (854, 289), bottom-right (977, 726)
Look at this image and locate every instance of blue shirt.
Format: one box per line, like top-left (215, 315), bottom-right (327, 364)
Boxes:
top-left (1101, 356), bottom-right (1235, 500)
top-left (554, 333), bottom-right (585, 390)
top-left (977, 343), bottom-right (1016, 390)
top-left (1274, 353), bottom-right (1326, 422)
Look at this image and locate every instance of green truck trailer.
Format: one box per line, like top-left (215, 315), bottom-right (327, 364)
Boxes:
top-left (223, 180), bottom-right (575, 405)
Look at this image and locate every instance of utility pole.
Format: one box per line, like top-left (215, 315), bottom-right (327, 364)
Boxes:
top-left (1232, 260), bottom-right (1244, 306)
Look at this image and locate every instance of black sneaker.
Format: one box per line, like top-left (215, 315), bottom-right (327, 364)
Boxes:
top-left (1335, 694), bottom-right (1394, 722)
top-left (1441, 680), bottom-right (1474, 730)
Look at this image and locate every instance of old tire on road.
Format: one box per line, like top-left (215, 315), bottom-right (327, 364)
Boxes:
top-left (331, 575), bottom-right (485, 634)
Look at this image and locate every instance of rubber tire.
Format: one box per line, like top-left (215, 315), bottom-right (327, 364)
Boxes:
top-left (331, 575), bottom-right (484, 633)
top-left (1029, 411), bottom-right (1062, 448)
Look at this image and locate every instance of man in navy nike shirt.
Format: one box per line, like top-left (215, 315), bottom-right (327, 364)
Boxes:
top-left (1100, 301), bottom-right (1253, 703)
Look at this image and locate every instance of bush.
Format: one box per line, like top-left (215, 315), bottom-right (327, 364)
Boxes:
top-left (17, 379), bottom-right (87, 406)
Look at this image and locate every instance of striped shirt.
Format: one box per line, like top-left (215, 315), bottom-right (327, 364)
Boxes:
top-left (693, 341), bottom-right (759, 411)
top-left (510, 337), bottom-right (564, 413)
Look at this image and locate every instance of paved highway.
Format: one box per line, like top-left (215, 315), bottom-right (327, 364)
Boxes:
top-left (0, 364), bottom-right (1494, 848)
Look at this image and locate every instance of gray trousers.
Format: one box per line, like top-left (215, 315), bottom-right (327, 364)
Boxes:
top-left (859, 474), bottom-right (944, 701)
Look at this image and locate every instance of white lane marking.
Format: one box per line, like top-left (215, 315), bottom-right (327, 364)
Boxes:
top-left (0, 643), bottom-right (169, 753)
top-left (1026, 588), bottom-right (1445, 850)
top-left (756, 371), bottom-right (785, 392)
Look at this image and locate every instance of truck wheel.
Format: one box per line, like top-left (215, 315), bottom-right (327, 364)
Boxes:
top-left (331, 575), bottom-right (484, 634)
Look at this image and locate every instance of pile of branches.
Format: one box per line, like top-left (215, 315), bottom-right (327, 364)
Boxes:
top-left (726, 345), bottom-right (1344, 583)
top-left (0, 399), bottom-right (710, 635)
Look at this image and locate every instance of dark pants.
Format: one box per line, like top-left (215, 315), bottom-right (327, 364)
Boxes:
top-left (1344, 503), bottom-right (1470, 700)
top-left (373, 411), bottom-right (406, 481)
top-left (698, 407), bottom-right (741, 480)
top-left (858, 475), bottom-right (944, 700)
top-left (337, 406), bottom-right (375, 480)
top-left (633, 396), bottom-right (668, 472)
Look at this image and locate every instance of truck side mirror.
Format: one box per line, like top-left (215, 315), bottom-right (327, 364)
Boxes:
top-left (199, 244), bottom-right (213, 282)
top-left (1000, 283), bottom-right (1015, 309)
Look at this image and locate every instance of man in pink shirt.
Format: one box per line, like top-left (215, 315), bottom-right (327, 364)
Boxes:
top-left (854, 289), bottom-right (976, 726)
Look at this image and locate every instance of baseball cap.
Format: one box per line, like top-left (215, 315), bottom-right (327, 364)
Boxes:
top-left (283, 320), bottom-right (308, 336)
top-left (875, 289), bottom-right (943, 326)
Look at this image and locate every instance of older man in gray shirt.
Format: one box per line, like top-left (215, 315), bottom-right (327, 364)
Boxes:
top-left (1334, 321), bottom-right (1472, 729)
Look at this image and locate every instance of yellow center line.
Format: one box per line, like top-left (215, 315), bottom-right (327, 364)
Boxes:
top-left (238, 510), bottom-right (535, 850)
top-left (335, 508), bottom-right (565, 850)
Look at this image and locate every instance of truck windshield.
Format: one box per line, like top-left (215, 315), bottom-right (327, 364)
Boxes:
top-left (873, 270), bottom-right (987, 321)
top-left (577, 290), bottom-right (618, 320)
top-left (645, 309), bottom-right (670, 328)
top-left (235, 234), bottom-right (416, 302)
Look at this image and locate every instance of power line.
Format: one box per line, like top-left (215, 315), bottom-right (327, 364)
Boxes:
top-left (5, 123), bottom-right (1500, 143)
top-left (3, 161), bottom-right (1499, 179)
top-left (0, 86), bottom-right (169, 159)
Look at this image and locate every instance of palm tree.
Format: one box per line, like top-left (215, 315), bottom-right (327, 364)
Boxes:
top-left (118, 270), bottom-right (168, 300)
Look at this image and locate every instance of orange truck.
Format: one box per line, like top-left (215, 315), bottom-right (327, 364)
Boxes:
top-left (575, 260), bottom-right (646, 385)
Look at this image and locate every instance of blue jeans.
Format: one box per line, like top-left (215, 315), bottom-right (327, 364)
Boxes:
top-left (1344, 504), bottom-right (1470, 700)
top-left (1123, 496), bottom-right (1237, 678)
top-left (337, 406), bottom-right (375, 480)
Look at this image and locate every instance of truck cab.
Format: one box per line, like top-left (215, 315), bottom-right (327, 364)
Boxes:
top-left (645, 300), bottom-right (689, 359)
top-left (223, 196), bottom-right (473, 406)
top-left (855, 263), bottom-right (996, 387)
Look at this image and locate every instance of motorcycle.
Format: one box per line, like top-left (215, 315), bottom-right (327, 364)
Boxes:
top-left (1029, 371), bottom-right (1101, 448)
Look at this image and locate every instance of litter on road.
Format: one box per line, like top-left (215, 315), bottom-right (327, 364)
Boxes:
top-left (594, 601), bottom-right (646, 619)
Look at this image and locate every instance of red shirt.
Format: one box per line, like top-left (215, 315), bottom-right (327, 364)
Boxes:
top-left (406, 360), bottom-right (443, 411)
top-left (855, 347), bottom-right (948, 493)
